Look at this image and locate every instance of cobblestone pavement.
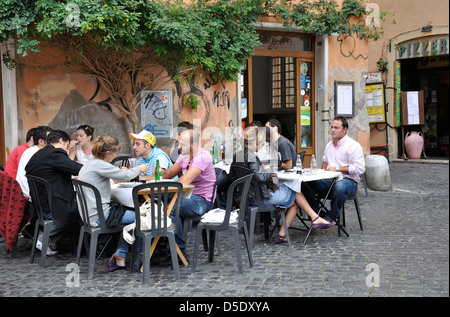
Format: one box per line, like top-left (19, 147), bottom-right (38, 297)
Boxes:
top-left (1, 162), bottom-right (448, 298)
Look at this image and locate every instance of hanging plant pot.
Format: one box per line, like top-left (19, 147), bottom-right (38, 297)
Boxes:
top-left (377, 58), bottom-right (388, 72)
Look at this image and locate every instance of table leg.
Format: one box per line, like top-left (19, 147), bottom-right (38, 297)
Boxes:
top-left (303, 178), bottom-right (349, 244)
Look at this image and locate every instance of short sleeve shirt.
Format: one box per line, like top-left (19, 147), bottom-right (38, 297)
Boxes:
top-left (277, 136), bottom-right (297, 166)
top-left (176, 148), bottom-right (216, 201)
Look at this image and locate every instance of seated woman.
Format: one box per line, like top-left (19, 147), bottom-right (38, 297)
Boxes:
top-left (78, 136), bottom-right (148, 270)
top-left (232, 127), bottom-right (335, 244)
top-left (69, 124), bottom-right (96, 164)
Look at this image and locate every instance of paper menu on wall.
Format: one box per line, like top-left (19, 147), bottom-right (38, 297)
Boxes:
top-left (407, 91), bottom-right (420, 125)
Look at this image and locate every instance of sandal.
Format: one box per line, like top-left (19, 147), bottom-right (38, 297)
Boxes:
top-left (108, 255), bottom-right (130, 272)
top-left (274, 234), bottom-right (288, 244)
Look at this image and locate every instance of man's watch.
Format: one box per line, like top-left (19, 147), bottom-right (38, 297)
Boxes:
top-left (336, 166), bottom-right (340, 172)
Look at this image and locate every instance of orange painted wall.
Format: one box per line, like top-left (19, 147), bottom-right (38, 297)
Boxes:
top-left (15, 46), bottom-right (235, 155)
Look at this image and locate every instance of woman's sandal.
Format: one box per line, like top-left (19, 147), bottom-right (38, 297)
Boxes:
top-left (108, 255), bottom-right (130, 272)
top-left (274, 234), bottom-right (288, 244)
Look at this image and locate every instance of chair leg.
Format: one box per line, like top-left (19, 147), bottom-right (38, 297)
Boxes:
top-left (191, 225), bottom-right (204, 273)
top-left (39, 223), bottom-right (52, 268)
top-left (30, 222), bottom-right (39, 264)
top-left (231, 228), bottom-right (243, 274)
top-left (354, 197), bottom-right (363, 230)
top-left (242, 224), bottom-right (253, 268)
top-left (208, 231), bottom-right (216, 263)
top-left (76, 228), bottom-right (85, 265)
top-left (167, 233), bottom-right (180, 281)
top-left (279, 211), bottom-right (291, 247)
top-left (142, 235), bottom-right (152, 285)
top-left (87, 232), bottom-right (98, 279)
top-left (249, 207), bottom-right (258, 251)
top-left (338, 205), bottom-right (345, 237)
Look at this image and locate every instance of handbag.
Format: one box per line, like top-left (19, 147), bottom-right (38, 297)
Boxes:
top-left (122, 199), bottom-right (171, 244)
top-left (267, 172), bottom-right (279, 192)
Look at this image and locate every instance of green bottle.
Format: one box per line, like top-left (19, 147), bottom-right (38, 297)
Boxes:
top-left (154, 159), bottom-right (161, 181)
top-left (212, 139), bottom-right (219, 164)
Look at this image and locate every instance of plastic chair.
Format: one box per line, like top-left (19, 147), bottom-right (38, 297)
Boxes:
top-left (182, 167), bottom-right (224, 252)
top-left (26, 175), bottom-right (55, 268)
top-left (230, 164), bottom-right (291, 250)
top-left (72, 179), bottom-right (125, 279)
top-left (111, 156), bottom-right (131, 168)
top-left (337, 193), bottom-right (363, 236)
top-left (191, 173), bottom-right (254, 273)
top-left (129, 181), bottom-right (183, 285)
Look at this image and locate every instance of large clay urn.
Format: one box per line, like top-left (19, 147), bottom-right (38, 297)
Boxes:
top-left (404, 131), bottom-right (424, 159)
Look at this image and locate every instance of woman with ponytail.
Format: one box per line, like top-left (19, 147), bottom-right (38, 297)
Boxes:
top-left (78, 136), bottom-right (148, 270)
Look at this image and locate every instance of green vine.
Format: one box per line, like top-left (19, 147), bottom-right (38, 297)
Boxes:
top-left (182, 94), bottom-right (200, 112)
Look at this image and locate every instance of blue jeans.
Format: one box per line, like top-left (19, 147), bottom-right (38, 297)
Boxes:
top-left (112, 209), bottom-right (143, 259)
top-left (170, 194), bottom-right (212, 254)
top-left (301, 178), bottom-right (358, 219)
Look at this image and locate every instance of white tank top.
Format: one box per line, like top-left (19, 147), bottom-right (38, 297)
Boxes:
top-left (76, 144), bottom-right (94, 165)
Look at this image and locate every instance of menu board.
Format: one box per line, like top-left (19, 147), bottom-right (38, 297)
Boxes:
top-left (401, 91), bottom-right (424, 126)
top-left (365, 82), bottom-right (386, 123)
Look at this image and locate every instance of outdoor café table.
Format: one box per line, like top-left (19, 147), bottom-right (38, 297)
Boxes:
top-left (276, 169), bottom-right (349, 243)
top-left (110, 181), bottom-right (194, 267)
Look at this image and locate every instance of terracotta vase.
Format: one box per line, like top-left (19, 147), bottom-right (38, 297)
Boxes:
top-left (404, 131), bottom-right (424, 159)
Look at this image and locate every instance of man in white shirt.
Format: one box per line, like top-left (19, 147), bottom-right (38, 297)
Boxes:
top-left (16, 126), bottom-right (53, 199)
top-left (301, 117), bottom-right (365, 220)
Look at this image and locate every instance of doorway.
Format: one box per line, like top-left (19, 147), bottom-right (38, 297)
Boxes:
top-left (242, 52), bottom-right (316, 165)
top-left (400, 56), bottom-right (449, 157)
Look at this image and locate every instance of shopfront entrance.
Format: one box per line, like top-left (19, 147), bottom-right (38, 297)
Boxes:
top-left (396, 35), bottom-right (449, 158)
top-left (241, 31), bottom-right (316, 164)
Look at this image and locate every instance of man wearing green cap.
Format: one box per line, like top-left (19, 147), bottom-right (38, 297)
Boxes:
top-left (130, 130), bottom-right (177, 181)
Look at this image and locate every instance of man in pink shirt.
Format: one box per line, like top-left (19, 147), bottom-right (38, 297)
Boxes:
top-left (4, 128), bottom-right (36, 179)
top-left (302, 116), bottom-right (365, 220)
top-left (162, 127), bottom-right (215, 256)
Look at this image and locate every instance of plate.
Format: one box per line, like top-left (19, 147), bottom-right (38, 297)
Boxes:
top-left (118, 182), bottom-right (140, 188)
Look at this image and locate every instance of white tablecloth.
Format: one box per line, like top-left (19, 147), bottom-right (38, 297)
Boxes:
top-left (276, 170), bottom-right (343, 193)
top-left (110, 182), bottom-right (194, 208)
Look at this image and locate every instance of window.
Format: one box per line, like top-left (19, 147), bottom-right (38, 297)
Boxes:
top-left (271, 57), bottom-right (296, 109)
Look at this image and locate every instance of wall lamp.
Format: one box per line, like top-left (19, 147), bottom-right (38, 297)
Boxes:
top-left (421, 24), bottom-right (433, 33)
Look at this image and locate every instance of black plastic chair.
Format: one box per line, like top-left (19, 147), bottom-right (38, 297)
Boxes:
top-left (26, 175), bottom-right (55, 268)
top-left (129, 181), bottom-right (183, 285)
top-left (182, 167), bottom-right (224, 252)
top-left (230, 164), bottom-right (291, 250)
top-left (72, 179), bottom-right (125, 279)
top-left (191, 173), bottom-right (254, 273)
top-left (111, 156), bottom-right (131, 168)
top-left (337, 193), bottom-right (363, 236)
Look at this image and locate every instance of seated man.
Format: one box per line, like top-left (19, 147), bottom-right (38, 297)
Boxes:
top-left (265, 119), bottom-right (297, 170)
top-left (301, 116), bottom-right (365, 220)
top-left (162, 127), bottom-right (216, 257)
top-left (4, 127), bottom-right (36, 179)
top-left (130, 130), bottom-right (177, 181)
top-left (25, 130), bottom-right (83, 252)
top-left (16, 126), bottom-right (53, 199)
